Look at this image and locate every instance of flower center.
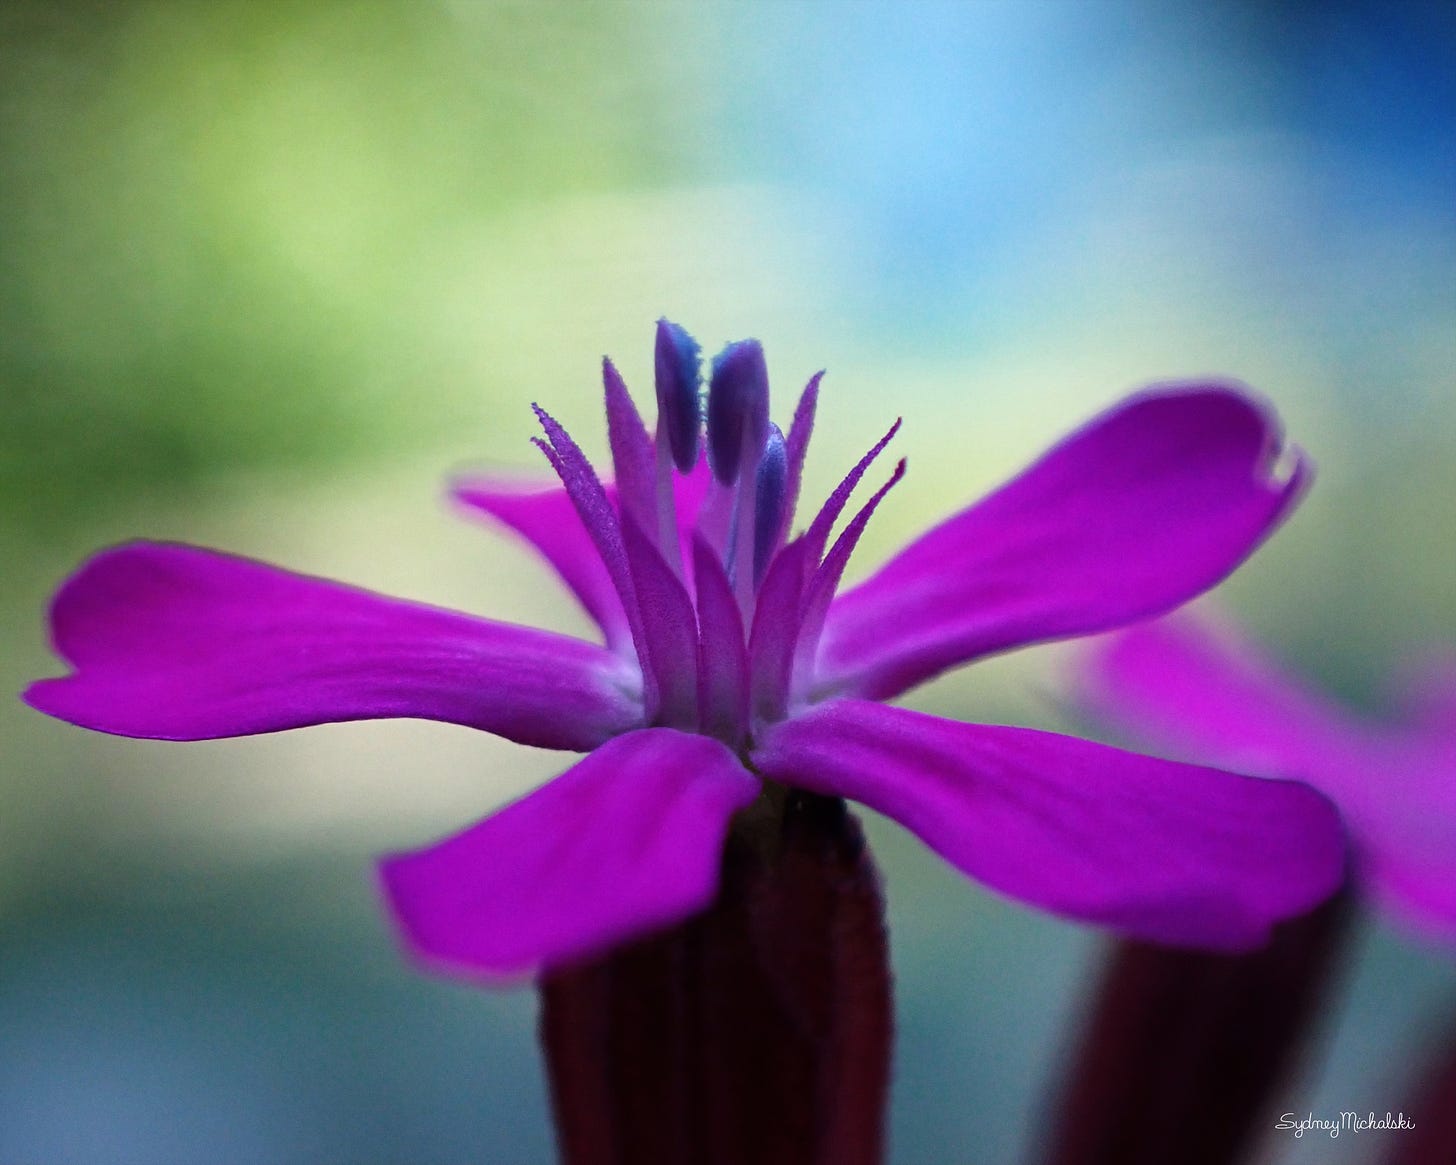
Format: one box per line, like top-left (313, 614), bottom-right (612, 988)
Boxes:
top-left (532, 320), bottom-right (905, 753)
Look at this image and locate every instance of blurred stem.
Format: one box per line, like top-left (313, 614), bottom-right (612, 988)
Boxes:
top-left (1039, 887), bottom-right (1354, 1165)
top-left (1384, 1008), bottom-right (1456, 1164)
top-left (538, 791), bottom-right (893, 1165)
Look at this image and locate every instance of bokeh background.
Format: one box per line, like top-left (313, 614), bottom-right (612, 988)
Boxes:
top-left (2, 1), bottom-right (1453, 1161)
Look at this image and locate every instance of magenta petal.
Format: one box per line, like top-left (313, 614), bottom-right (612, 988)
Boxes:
top-left (451, 476), bottom-right (632, 652)
top-left (603, 358), bottom-right (659, 542)
top-left (670, 453), bottom-right (714, 586)
top-left (1372, 834), bottom-right (1456, 947)
top-left (692, 536), bottom-right (749, 745)
top-left (533, 405), bottom-right (658, 715)
top-left (1371, 720), bottom-right (1456, 943)
top-left (779, 371), bottom-right (822, 547)
top-left (25, 541), bottom-right (642, 750)
top-left (1312, 728), bottom-right (1456, 945)
top-left (794, 459), bottom-right (907, 699)
top-left (818, 386), bottom-right (1309, 700)
top-left (801, 418), bottom-right (901, 567)
top-left (673, 452), bottom-right (713, 530)
top-left (748, 538), bottom-right (812, 725)
top-left (1083, 618), bottom-right (1456, 947)
top-left (1396, 653), bottom-right (1456, 743)
top-left (1082, 616), bottom-right (1390, 821)
top-left (379, 728), bottom-right (761, 976)
top-left (753, 699), bottom-right (1345, 950)
top-left (621, 514), bottom-right (700, 729)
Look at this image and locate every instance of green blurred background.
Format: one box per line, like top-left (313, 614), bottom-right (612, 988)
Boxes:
top-left (2, 1), bottom-right (1453, 1161)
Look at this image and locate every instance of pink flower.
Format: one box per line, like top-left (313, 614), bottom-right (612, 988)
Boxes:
top-left (1077, 615), bottom-right (1456, 944)
top-left (25, 321), bottom-right (1344, 976)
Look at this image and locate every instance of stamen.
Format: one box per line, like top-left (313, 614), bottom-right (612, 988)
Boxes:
top-left (707, 339), bottom-right (773, 613)
top-left (707, 340), bottom-right (770, 486)
top-left (654, 319), bottom-right (703, 474)
top-left (753, 424), bottom-right (788, 588)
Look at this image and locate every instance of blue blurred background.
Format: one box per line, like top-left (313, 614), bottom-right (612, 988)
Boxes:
top-left (2, 1), bottom-right (1453, 1161)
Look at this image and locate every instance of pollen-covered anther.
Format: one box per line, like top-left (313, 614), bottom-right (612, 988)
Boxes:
top-left (707, 339), bottom-right (770, 485)
top-left (654, 318), bottom-right (703, 474)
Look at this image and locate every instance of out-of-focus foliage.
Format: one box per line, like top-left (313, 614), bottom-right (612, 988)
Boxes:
top-left (0, 0), bottom-right (683, 527)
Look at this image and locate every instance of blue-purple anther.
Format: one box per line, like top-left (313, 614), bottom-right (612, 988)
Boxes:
top-left (653, 319), bottom-right (702, 473)
top-left (753, 424), bottom-right (788, 587)
top-left (707, 340), bottom-right (771, 486)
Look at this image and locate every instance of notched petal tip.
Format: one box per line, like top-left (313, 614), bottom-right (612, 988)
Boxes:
top-left (1266, 442), bottom-right (1313, 524)
top-left (1176, 380), bottom-right (1314, 502)
top-left (1118, 379), bottom-right (1303, 483)
top-left (25, 539), bottom-right (644, 749)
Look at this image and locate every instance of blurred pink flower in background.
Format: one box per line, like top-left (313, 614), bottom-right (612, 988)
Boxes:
top-left (1077, 615), bottom-right (1456, 944)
